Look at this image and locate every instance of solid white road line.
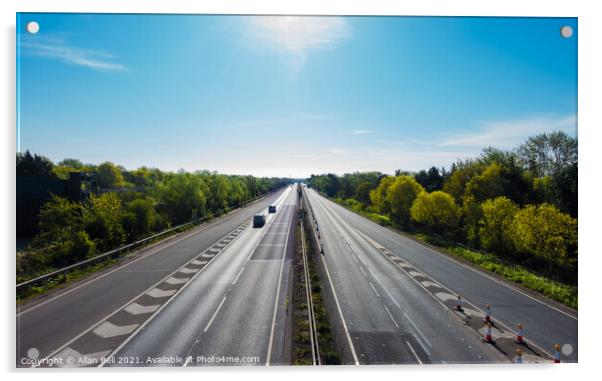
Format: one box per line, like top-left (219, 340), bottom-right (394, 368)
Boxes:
top-left (359, 266), bottom-right (367, 277)
top-left (401, 311), bottom-right (433, 349)
top-left (383, 305), bottom-right (399, 328)
top-left (369, 282), bottom-right (380, 297)
top-left (204, 296), bottom-right (227, 333)
top-left (406, 341), bottom-right (423, 364)
top-left (306, 190), bottom-right (360, 365)
top-left (265, 193), bottom-right (293, 366)
top-left (232, 267), bottom-right (245, 285)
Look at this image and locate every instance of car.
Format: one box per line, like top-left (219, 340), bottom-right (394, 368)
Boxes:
top-left (268, 204), bottom-right (277, 213)
top-left (253, 213), bottom-right (266, 228)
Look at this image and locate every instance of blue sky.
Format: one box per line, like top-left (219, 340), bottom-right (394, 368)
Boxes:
top-left (16, 14), bottom-right (577, 178)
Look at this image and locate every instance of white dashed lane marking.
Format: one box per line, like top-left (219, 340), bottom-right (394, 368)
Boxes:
top-left (204, 296), bottom-right (227, 333)
top-left (384, 305), bottom-right (399, 328)
top-left (369, 282), bottom-right (381, 297)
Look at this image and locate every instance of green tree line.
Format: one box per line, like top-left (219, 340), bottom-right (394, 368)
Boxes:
top-left (307, 131), bottom-right (577, 284)
top-left (17, 153), bottom-right (289, 282)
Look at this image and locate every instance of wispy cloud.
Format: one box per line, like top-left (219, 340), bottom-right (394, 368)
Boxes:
top-left (248, 16), bottom-right (350, 69)
top-left (20, 35), bottom-right (128, 72)
top-left (352, 130), bottom-right (375, 135)
top-left (438, 114), bottom-right (577, 149)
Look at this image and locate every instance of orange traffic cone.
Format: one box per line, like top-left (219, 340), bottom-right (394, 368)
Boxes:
top-left (516, 348), bottom-right (523, 364)
top-left (483, 322), bottom-right (493, 343)
top-left (482, 304), bottom-right (492, 323)
top-left (455, 295), bottom-right (463, 311)
top-left (515, 323), bottom-right (524, 344)
top-left (554, 344), bottom-right (561, 363)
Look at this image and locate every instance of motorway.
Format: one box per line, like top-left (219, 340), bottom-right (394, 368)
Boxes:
top-left (109, 187), bottom-right (297, 366)
top-left (16, 187), bottom-right (293, 367)
top-left (304, 187), bottom-right (578, 363)
top-left (16, 183), bottom-right (576, 367)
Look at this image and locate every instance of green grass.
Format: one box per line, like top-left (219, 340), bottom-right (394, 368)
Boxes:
top-left (332, 199), bottom-right (578, 310)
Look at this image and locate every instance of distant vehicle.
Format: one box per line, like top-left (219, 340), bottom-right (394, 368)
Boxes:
top-left (253, 213), bottom-right (266, 228)
top-left (268, 205), bottom-right (277, 213)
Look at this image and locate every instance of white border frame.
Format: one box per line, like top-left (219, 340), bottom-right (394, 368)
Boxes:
top-left (2, 1), bottom-right (599, 380)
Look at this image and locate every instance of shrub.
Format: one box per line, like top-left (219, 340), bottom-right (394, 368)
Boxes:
top-left (411, 191), bottom-right (459, 235)
top-left (479, 197), bottom-right (518, 256)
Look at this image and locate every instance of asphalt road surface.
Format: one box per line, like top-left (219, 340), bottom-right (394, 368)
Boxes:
top-left (304, 187), bottom-right (577, 363)
top-left (16, 187), bottom-right (290, 366)
top-left (109, 187), bottom-right (297, 367)
top-left (15, 183), bottom-right (576, 367)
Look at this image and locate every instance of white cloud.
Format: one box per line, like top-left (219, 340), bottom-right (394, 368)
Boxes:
top-left (20, 36), bottom-right (127, 72)
top-left (352, 130), bottom-right (375, 135)
top-left (248, 16), bottom-right (350, 69)
top-left (438, 114), bottom-right (577, 149)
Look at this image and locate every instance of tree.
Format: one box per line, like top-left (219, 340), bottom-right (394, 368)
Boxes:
top-left (31, 195), bottom-right (95, 267)
top-left (34, 195), bottom-right (84, 242)
top-left (411, 191), bottom-right (459, 234)
top-left (83, 192), bottom-right (126, 251)
top-left (479, 197), bottom-right (518, 256)
top-left (16, 150), bottom-right (56, 178)
top-left (155, 173), bottom-right (208, 224)
top-left (464, 163), bottom-right (505, 203)
top-left (510, 203), bottom-right (577, 268)
top-left (461, 196), bottom-right (483, 247)
top-left (414, 167), bottom-right (444, 192)
top-left (354, 181), bottom-right (374, 205)
top-left (464, 161), bottom-right (532, 206)
top-left (442, 159), bottom-right (484, 202)
top-left (228, 178), bottom-right (249, 207)
top-left (96, 162), bottom-right (125, 189)
top-left (370, 176), bottom-right (395, 215)
top-left (554, 162), bottom-right (577, 216)
top-left (208, 174), bottom-right (229, 211)
top-left (58, 158), bottom-right (84, 169)
top-left (128, 167), bottom-right (152, 187)
top-left (517, 131), bottom-right (577, 178)
top-left (122, 198), bottom-right (158, 240)
top-left (386, 175), bottom-right (425, 227)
